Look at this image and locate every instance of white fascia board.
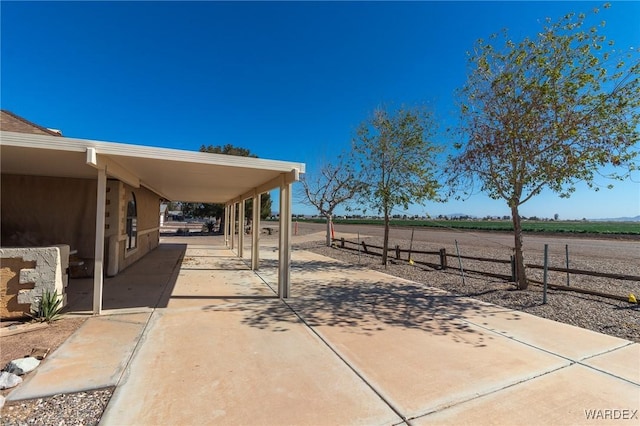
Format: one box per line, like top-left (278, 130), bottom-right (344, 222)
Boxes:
top-left (2, 131), bottom-right (87, 153)
top-left (1, 131), bottom-right (306, 173)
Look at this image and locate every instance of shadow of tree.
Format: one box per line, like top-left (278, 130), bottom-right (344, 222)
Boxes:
top-left (203, 255), bottom-right (520, 347)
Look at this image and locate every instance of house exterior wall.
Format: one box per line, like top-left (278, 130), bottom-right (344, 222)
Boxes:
top-left (1, 174), bottom-right (97, 258)
top-left (1, 174), bottom-right (161, 278)
top-left (110, 183), bottom-right (161, 273)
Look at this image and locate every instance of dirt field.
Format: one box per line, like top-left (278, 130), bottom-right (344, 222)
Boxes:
top-left (289, 220), bottom-right (640, 260)
top-left (286, 220), bottom-right (640, 297)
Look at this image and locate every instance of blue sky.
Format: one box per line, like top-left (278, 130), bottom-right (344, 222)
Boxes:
top-left (2, 1), bottom-right (639, 220)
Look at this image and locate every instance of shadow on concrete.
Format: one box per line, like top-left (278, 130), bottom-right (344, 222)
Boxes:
top-left (258, 258), bottom-right (371, 273)
top-left (64, 243), bottom-right (186, 312)
top-left (205, 256), bottom-right (521, 347)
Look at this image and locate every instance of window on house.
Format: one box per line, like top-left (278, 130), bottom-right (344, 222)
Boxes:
top-left (126, 192), bottom-right (137, 250)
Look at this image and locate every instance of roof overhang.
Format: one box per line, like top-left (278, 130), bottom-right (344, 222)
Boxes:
top-left (0, 131), bottom-right (305, 203)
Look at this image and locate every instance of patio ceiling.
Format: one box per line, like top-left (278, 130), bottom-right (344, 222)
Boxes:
top-left (1, 131), bottom-right (305, 203)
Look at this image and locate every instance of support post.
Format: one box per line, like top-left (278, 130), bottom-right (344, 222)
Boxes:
top-left (455, 239), bottom-right (466, 286)
top-left (543, 244), bottom-right (549, 304)
top-left (439, 248), bottom-right (447, 270)
top-left (238, 199), bottom-right (245, 258)
top-left (565, 244), bottom-right (570, 287)
top-left (93, 168), bottom-right (107, 315)
top-left (224, 205), bottom-right (229, 246)
top-left (278, 180), bottom-right (292, 298)
top-left (251, 193), bottom-right (260, 270)
top-left (230, 203), bottom-right (236, 250)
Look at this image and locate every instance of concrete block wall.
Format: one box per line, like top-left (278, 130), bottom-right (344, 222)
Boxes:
top-left (0, 245), bottom-right (69, 319)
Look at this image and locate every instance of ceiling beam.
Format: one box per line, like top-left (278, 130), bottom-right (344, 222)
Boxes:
top-left (86, 148), bottom-right (140, 188)
top-left (231, 168), bottom-right (302, 204)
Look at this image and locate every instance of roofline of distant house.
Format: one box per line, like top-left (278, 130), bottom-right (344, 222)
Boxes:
top-left (1, 109), bottom-right (62, 136)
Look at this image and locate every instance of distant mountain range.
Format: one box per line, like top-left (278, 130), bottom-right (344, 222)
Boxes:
top-left (445, 214), bottom-right (640, 222)
top-left (592, 215), bottom-right (640, 222)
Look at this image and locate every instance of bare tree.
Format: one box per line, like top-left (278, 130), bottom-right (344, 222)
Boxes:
top-left (300, 155), bottom-right (361, 246)
top-left (449, 5), bottom-right (639, 289)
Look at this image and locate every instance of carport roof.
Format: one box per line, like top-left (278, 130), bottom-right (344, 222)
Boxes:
top-left (1, 130), bottom-right (305, 203)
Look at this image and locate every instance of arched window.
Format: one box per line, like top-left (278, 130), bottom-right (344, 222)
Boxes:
top-left (126, 192), bottom-right (137, 250)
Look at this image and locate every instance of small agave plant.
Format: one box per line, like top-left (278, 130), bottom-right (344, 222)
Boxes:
top-left (30, 290), bottom-right (64, 323)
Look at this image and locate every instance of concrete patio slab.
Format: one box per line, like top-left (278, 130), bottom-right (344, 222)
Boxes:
top-left (582, 343), bottom-right (640, 385)
top-left (101, 304), bottom-right (402, 425)
top-left (459, 299), bottom-right (631, 361)
top-left (412, 363), bottom-right (640, 425)
top-left (167, 253), bottom-right (275, 310)
top-left (287, 304), bottom-right (570, 420)
top-left (252, 251), bottom-right (560, 418)
top-left (7, 312), bottom-right (150, 401)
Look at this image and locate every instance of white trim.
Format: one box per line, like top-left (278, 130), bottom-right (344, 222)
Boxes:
top-left (230, 203), bottom-right (236, 251)
top-left (93, 169), bottom-right (107, 315)
top-left (224, 205), bottom-right (229, 246)
top-left (115, 226), bottom-right (157, 242)
top-left (278, 178), bottom-right (292, 298)
top-left (2, 131), bottom-right (306, 173)
top-left (124, 247), bottom-right (139, 259)
top-left (251, 193), bottom-right (260, 270)
top-left (238, 200), bottom-right (245, 258)
top-left (138, 227), bottom-right (159, 236)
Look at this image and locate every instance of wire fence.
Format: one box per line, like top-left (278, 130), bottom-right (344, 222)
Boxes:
top-left (333, 236), bottom-right (640, 303)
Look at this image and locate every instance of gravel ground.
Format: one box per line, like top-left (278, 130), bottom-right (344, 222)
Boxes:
top-left (297, 236), bottom-right (640, 343)
top-left (1, 388), bottom-right (113, 426)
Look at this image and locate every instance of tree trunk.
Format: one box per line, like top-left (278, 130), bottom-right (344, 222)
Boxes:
top-left (511, 205), bottom-right (528, 290)
top-left (382, 209), bottom-right (390, 268)
top-left (325, 214), bottom-right (333, 247)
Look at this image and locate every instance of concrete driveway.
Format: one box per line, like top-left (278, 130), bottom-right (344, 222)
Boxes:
top-left (10, 236), bottom-right (639, 425)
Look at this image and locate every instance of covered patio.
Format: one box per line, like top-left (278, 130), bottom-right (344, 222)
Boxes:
top-left (0, 130), bottom-right (305, 314)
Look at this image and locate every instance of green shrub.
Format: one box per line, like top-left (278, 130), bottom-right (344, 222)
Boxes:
top-left (30, 290), bottom-right (63, 323)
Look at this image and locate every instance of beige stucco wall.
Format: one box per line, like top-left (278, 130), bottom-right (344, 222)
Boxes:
top-left (2, 174), bottom-right (161, 278)
top-left (107, 183), bottom-right (161, 273)
top-left (1, 174), bottom-right (97, 258)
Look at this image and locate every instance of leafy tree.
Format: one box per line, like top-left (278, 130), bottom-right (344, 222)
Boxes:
top-left (300, 155), bottom-right (362, 246)
top-left (199, 144), bottom-right (272, 220)
top-left (352, 106), bottom-right (443, 266)
top-left (200, 144), bottom-right (255, 158)
top-left (182, 202), bottom-right (224, 219)
top-left (448, 4), bottom-right (639, 289)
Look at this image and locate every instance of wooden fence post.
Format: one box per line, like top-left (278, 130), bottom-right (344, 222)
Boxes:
top-left (395, 245), bottom-right (401, 260)
top-left (439, 248), bottom-right (447, 270)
